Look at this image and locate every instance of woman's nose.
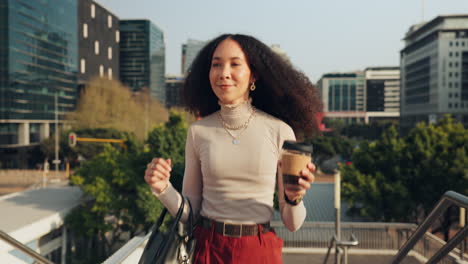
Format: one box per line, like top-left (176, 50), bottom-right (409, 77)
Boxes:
top-left (220, 66), bottom-right (230, 79)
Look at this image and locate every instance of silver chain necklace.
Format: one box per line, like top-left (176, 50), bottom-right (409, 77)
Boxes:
top-left (217, 108), bottom-right (256, 145)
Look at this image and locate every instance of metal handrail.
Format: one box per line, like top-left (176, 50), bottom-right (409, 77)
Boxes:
top-left (0, 230), bottom-right (55, 264)
top-left (102, 231), bottom-right (151, 264)
top-left (323, 234), bottom-right (359, 264)
top-left (392, 191), bottom-right (468, 264)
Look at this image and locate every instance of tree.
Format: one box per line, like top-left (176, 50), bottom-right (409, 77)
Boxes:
top-left (402, 116), bottom-right (468, 240)
top-left (341, 120), bottom-right (399, 140)
top-left (66, 111), bottom-right (189, 263)
top-left (67, 77), bottom-right (168, 141)
top-left (144, 110), bottom-right (189, 192)
top-left (341, 116), bottom-right (468, 240)
top-left (40, 127), bottom-right (138, 168)
top-left (304, 134), bottom-right (356, 173)
top-left (341, 126), bottom-right (410, 221)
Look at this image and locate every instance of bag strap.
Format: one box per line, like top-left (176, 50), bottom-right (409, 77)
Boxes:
top-left (153, 195), bottom-right (186, 258)
top-left (186, 197), bottom-right (194, 237)
top-left (151, 194), bottom-right (185, 234)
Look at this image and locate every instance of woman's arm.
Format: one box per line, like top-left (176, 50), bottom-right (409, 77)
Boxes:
top-left (150, 125), bottom-right (203, 223)
top-left (277, 162), bottom-right (307, 231)
top-left (276, 123), bottom-right (311, 231)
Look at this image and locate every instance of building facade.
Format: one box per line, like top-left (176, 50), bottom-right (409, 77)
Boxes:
top-left (78, 0), bottom-right (120, 86)
top-left (0, 0), bottom-right (78, 155)
top-left (365, 67), bottom-right (400, 122)
top-left (400, 15), bottom-right (468, 132)
top-left (317, 68), bottom-right (400, 124)
top-left (165, 75), bottom-right (184, 108)
top-left (317, 72), bottom-right (366, 123)
top-left (119, 20), bottom-right (165, 104)
top-left (181, 39), bottom-right (206, 75)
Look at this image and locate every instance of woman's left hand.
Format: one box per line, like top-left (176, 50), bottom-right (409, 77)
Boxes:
top-left (284, 162), bottom-right (316, 201)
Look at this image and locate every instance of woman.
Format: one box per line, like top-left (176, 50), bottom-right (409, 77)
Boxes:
top-left (144, 34), bottom-right (322, 263)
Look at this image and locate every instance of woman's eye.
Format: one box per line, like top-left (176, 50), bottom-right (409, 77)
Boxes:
top-left (211, 63), bottom-right (220, 67)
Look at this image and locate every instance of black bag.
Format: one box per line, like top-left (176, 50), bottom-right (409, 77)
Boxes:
top-left (138, 195), bottom-right (196, 264)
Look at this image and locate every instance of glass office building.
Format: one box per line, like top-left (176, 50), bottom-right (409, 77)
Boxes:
top-left (0, 0), bottom-right (78, 146)
top-left (318, 73), bottom-right (365, 112)
top-left (119, 20), bottom-right (165, 104)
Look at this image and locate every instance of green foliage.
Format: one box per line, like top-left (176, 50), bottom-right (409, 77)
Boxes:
top-left (145, 110), bottom-right (189, 191)
top-left (306, 134), bottom-right (356, 161)
top-left (341, 120), bottom-right (399, 140)
top-left (40, 128), bottom-right (138, 167)
top-left (402, 116), bottom-right (468, 214)
top-left (66, 111), bottom-right (189, 262)
top-left (322, 118), bottom-right (346, 135)
top-left (342, 116), bottom-right (468, 225)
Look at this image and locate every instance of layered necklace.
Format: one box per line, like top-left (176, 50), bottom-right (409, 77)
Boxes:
top-left (217, 100), bottom-right (256, 145)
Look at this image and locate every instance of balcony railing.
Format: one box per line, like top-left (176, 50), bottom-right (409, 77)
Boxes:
top-left (104, 193), bottom-right (468, 263)
top-left (392, 191), bottom-right (468, 264)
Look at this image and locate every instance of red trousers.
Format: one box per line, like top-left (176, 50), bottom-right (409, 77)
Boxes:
top-left (193, 224), bottom-right (283, 264)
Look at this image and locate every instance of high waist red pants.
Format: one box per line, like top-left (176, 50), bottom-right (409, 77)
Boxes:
top-left (193, 224), bottom-right (283, 264)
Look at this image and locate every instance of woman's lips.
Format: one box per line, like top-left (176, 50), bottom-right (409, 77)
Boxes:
top-left (218, 84), bottom-right (234, 90)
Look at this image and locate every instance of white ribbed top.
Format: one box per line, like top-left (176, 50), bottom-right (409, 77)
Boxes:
top-left (154, 101), bottom-right (307, 231)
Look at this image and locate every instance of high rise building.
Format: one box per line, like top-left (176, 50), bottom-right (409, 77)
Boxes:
top-left (317, 72), bottom-right (366, 123)
top-left (0, 0), bottom-right (78, 153)
top-left (400, 15), bottom-right (468, 132)
top-left (165, 75), bottom-right (184, 108)
top-left (78, 0), bottom-right (120, 87)
top-left (317, 68), bottom-right (400, 124)
top-left (181, 39), bottom-right (206, 75)
top-left (119, 20), bottom-right (165, 104)
top-left (365, 67), bottom-right (400, 115)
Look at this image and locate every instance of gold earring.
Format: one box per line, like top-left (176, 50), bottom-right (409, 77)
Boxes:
top-left (250, 83), bottom-right (256, 91)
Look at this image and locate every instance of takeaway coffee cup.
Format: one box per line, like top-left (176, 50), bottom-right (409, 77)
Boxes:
top-left (281, 140), bottom-right (313, 191)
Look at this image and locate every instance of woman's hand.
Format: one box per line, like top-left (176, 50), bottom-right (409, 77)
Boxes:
top-left (284, 162), bottom-right (315, 201)
top-left (144, 158), bottom-right (172, 193)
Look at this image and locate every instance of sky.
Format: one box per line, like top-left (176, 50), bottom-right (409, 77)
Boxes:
top-left (95, 0), bottom-right (468, 82)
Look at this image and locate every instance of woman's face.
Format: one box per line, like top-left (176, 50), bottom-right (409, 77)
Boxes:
top-left (209, 38), bottom-right (255, 105)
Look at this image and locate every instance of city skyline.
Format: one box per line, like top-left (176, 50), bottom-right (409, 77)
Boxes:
top-left (95, 0), bottom-right (468, 82)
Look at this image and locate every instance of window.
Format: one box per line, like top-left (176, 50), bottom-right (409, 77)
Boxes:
top-left (449, 82), bottom-right (452, 88)
top-left (91, 4), bottom-right (95, 18)
top-left (449, 93), bottom-right (452, 98)
top-left (449, 62), bottom-right (452, 67)
top-left (108, 47), bottom-right (112, 60)
top-left (455, 93), bottom-right (459, 98)
top-left (99, 65), bottom-right (104, 77)
top-left (116, 30), bottom-right (120, 43)
top-left (455, 103), bottom-right (458, 108)
top-left (449, 103), bottom-right (452, 108)
top-left (108, 68), bottom-right (113, 80)
top-left (95, 41), bottom-right (99, 55)
top-left (449, 52), bottom-right (452, 57)
top-left (449, 72), bottom-right (452, 77)
top-left (108, 15), bottom-right (112, 28)
top-left (83, 23), bottom-right (88, 38)
top-left (80, 59), bottom-right (85, 74)
top-left (449, 41), bottom-right (453, 46)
